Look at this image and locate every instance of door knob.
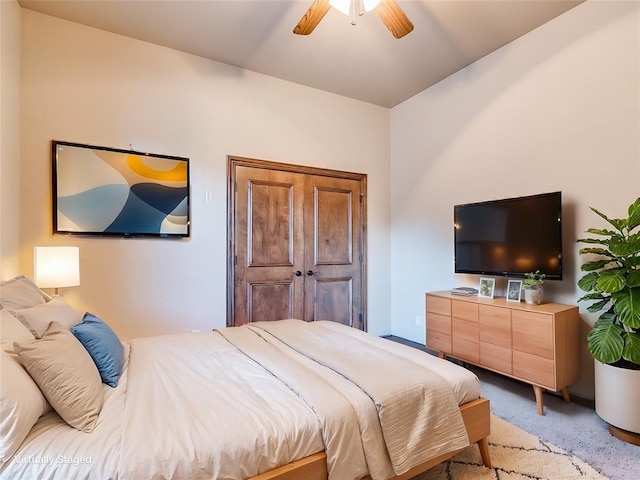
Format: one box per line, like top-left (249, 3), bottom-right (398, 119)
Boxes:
top-left (294, 270), bottom-right (302, 277)
top-left (307, 270), bottom-right (316, 276)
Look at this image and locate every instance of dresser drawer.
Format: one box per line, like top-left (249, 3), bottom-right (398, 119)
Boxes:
top-left (513, 350), bottom-right (555, 388)
top-left (426, 295), bottom-right (451, 316)
top-left (453, 317), bottom-right (479, 343)
top-left (452, 300), bottom-right (478, 321)
top-left (427, 330), bottom-right (451, 353)
top-left (453, 337), bottom-right (479, 364)
top-left (512, 310), bottom-right (554, 359)
top-left (480, 342), bottom-right (512, 375)
top-left (479, 305), bottom-right (511, 348)
top-left (427, 312), bottom-right (451, 335)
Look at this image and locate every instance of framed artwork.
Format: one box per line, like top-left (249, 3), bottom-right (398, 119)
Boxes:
top-left (478, 277), bottom-right (495, 298)
top-left (52, 141), bottom-right (190, 238)
top-left (507, 279), bottom-right (523, 302)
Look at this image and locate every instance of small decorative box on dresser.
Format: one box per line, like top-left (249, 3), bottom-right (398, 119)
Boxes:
top-left (426, 291), bottom-right (579, 415)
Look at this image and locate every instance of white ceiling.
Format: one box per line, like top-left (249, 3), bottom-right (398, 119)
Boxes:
top-left (18, 0), bottom-right (584, 108)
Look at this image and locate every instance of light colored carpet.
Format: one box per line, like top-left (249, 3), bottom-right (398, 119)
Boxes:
top-left (413, 414), bottom-right (607, 480)
top-left (472, 367), bottom-right (639, 480)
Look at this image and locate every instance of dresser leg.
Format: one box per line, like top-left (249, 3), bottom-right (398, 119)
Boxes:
top-left (561, 387), bottom-right (571, 404)
top-left (533, 385), bottom-right (544, 415)
top-left (438, 351), bottom-right (446, 359)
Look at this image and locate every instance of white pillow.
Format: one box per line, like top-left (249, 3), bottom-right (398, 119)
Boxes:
top-left (0, 351), bottom-right (50, 463)
top-left (14, 321), bottom-right (104, 433)
top-left (0, 310), bottom-right (34, 356)
top-left (0, 276), bottom-right (50, 310)
top-left (9, 296), bottom-right (81, 339)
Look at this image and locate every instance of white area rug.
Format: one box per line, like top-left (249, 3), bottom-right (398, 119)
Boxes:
top-left (415, 414), bottom-right (608, 480)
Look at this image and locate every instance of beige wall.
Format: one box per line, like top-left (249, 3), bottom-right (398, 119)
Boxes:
top-left (11, 1), bottom-right (640, 399)
top-left (0, 0), bottom-right (21, 278)
top-left (389, 1), bottom-right (640, 399)
top-left (19, 10), bottom-right (391, 339)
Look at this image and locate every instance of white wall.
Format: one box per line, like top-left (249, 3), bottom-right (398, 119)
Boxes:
top-left (0, 0), bottom-right (21, 278)
top-left (390, 1), bottom-right (640, 399)
top-left (19, 10), bottom-right (391, 339)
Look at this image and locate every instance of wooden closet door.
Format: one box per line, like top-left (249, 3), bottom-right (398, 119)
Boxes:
top-left (303, 175), bottom-right (363, 327)
top-left (229, 158), bottom-right (367, 329)
top-left (233, 166), bottom-right (305, 324)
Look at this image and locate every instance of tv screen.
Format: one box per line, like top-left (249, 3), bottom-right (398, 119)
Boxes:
top-left (52, 141), bottom-right (190, 238)
top-left (454, 192), bottom-right (562, 280)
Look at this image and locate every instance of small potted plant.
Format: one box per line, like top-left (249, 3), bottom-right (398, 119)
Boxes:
top-left (577, 197), bottom-right (640, 441)
top-left (523, 270), bottom-right (545, 304)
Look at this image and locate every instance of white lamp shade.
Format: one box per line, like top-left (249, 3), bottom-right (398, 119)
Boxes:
top-left (34, 246), bottom-right (80, 289)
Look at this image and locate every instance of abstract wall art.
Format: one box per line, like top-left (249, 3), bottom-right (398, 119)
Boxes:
top-left (52, 141), bottom-right (190, 238)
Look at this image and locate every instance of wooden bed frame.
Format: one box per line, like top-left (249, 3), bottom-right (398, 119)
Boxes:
top-left (250, 397), bottom-right (492, 480)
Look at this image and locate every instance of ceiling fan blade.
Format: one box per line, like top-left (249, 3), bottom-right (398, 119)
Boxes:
top-left (374, 0), bottom-right (414, 39)
top-left (293, 0), bottom-right (331, 35)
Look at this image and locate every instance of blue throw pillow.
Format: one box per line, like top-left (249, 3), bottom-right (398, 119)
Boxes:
top-left (71, 313), bottom-right (124, 388)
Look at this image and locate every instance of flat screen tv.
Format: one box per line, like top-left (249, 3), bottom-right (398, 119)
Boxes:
top-left (454, 192), bottom-right (562, 280)
top-left (52, 141), bottom-right (190, 238)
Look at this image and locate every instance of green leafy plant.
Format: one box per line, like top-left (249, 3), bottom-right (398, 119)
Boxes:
top-left (577, 197), bottom-right (640, 369)
top-left (523, 270), bottom-right (545, 290)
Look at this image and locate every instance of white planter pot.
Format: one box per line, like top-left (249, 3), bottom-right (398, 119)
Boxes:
top-left (594, 360), bottom-right (640, 434)
top-left (523, 287), bottom-right (543, 305)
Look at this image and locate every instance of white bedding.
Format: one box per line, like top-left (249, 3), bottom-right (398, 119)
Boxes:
top-left (1, 344), bottom-right (131, 479)
top-left (1, 320), bottom-right (480, 480)
top-left (245, 321), bottom-right (470, 477)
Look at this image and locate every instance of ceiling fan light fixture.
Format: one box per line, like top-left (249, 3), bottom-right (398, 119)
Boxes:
top-left (362, 0), bottom-right (382, 12)
top-left (294, 0), bottom-right (413, 38)
top-left (329, 0), bottom-right (381, 16)
top-left (329, 0), bottom-right (351, 16)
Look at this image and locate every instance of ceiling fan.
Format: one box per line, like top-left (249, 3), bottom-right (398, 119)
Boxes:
top-left (293, 0), bottom-right (414, 39)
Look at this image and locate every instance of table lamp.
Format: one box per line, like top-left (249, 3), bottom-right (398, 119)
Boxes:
top-left (34, 246), bottom-right (80, 294)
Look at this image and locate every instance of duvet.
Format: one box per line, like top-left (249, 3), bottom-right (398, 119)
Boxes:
top-left (1, 320), bottom-right (479, 480)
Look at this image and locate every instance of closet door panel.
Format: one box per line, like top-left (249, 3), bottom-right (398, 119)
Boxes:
top-left (304, 175), bottom-right (363, 327)
top-left (233, 166), bottom-right (305, 325)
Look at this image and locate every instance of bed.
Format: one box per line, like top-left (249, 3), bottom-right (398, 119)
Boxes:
top-left (1, 277), bottom-right (491, 480)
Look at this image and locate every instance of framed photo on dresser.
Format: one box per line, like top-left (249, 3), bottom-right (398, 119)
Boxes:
top-left (478, 278), bottom-right (495, 298)
top-left (507, 280), bottom-right (523, 302)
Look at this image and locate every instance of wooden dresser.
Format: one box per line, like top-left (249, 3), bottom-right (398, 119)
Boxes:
top-left (426, 291), bottom-right (579, 415)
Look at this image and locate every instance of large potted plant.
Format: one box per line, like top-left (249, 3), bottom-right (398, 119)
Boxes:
top-left (577, 197), bottom-right (640, 443)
